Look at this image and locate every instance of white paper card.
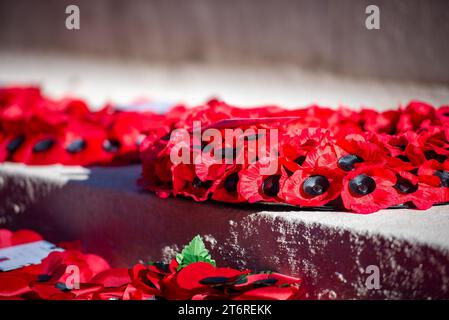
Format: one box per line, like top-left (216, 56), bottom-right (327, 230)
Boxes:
top-left (0, 240), bottom-right (64, 272)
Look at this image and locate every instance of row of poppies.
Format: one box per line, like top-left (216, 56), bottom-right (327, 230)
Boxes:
top-left (0, 87), bottom-right (170, 165)
top-left (0, 229), bottom-right (305, 300)
top-left (138, 102), bottom-right (449, 214)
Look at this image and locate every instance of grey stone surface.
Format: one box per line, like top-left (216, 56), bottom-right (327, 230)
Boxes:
top-left (1, 0), bottom-right (448, 83)
top-left (1, 163), bottom-right (449, 299)
top-left (2, 51), bottom-right (449, 110)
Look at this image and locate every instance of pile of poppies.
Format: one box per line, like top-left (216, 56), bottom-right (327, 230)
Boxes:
top-left (0, 229), bottom-right (306, 300)
top-left (2, 86), bottom-right (449, 213)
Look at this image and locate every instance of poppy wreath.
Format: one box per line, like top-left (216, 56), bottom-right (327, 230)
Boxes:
top-left (0, 229), bottom-right (306, 300)
top-left (2, 86), bottom-right (449, 214)
top-left (139, 99), bottom-right (449, 214)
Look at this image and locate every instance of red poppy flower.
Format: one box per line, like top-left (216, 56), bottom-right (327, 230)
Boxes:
top-left (0, 229), bottom-right (43, 249)
top-left (194, 151), bottom-right (231, 182)
top-left (341, 165), bottom-right (400, 214)
top-left (334, 133), bottom-right (387, 171)
top-left (281, 167), bottom-right (343, 207)
top-left (171, 163), bottom-right (219, 201)
top-left (279, 128), bottom-right (331, 172)
top-left (238, 157), bottom-right (288, 203)
top-left (436, 105), bottom-right (449, 125)
top-left (90, 268), bottom-right (131, 288)
top-left (417, 127), bottom-right (449, 164)
top-left (232, 286), bottom-right (302, 300)
top-left (31, 282), bottom-right (103, 300)
top-left (176, 262), bottom-right (244, 291)
top-left (0, 274), bottom-right (32, 298)
top-left (138, 127), bottom-right (189, 198)
top-left (391, 170), bottom-right (437, 210)
top-left (361, 108), bottom-right (400, 134)
top-left (39, 250), bottom-right (110, 284)
top-left (417, 160), bottom-right (449, 204)
top-left (327, 107), bottom-right (364, 138)
top-left (211, 168), bottom-right (247, 203)
top-left (397, 101), bottom-right (436, 132)
top-left (100, 111), bottom-right (159, 164)
top-left (128, 263), bottom-right (162, 297)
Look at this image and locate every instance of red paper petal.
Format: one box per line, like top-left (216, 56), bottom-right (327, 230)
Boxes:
top-left (90, 268), bottom-right (130, 288)
top-left (176, 262), bottom-right (216, 290)
top-left (0, 275), bottom-right (31, 297)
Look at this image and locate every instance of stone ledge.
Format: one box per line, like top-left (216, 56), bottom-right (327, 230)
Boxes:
top-left (1, 163), bottom-right (449, 299)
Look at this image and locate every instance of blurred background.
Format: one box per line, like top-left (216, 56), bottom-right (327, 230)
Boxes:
top-left (0, 0), bottom-right (449, 109)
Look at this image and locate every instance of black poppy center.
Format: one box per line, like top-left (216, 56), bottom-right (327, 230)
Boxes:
top-left (435, 170), bottom-right (449, 188)
top-left (224, 172), bottom-right (239, 193)
top-left (253, 278), bottom-right (278, 287)
top-left (393, 174), bottom-right (418, 194)
top-left (66, 139), bottom-right (86, 154)
top-left (32, 139), bottom-right (55, 153)
top-left (262, 175), bottom-right (281, 197)
top-left (294, 155), bottom-right (306, 166)
top-left (7, 135), bottom-right (25, 154)
top-left (349, 174), bottom-right (376, 196)
top-left (338, 154), bottom-right (364, 171)
top-left (302, 175), bottom-right (330, 196)
top-left (103, 139), bottom-right (121, 153)
top-left (425, 150), bottom-right (447, 163)
top-left (153, 261), bottom-right (170, 273)
top-left (199, 277), bottom-right (232, 285)
top-left (396, 155), bottom-right (411, 163)
top-left (192, 176), bottom-right (213, 189)
top-left (161, 132), bottom-right (172, 141)
top-left (37, 274), bottom-right (52, 283)
top-left (55, 282), bottom-right (70, 292)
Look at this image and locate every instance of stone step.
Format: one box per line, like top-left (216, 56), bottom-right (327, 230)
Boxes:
top-left (1, 163), bottom-right (448, 299)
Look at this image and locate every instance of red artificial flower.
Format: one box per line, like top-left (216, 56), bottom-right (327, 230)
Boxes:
top-left (211, 168), bottom-right (247, 203)
top-left (39, 250), bottom-right (110, 284)
top-left (279, 128), bottom-right (331, 172)
top-left (416, 160), bottom-right (449, 204)
top-left (397, 101), bottom-right (436, 132)
top-left (176, 262), bottom-right (244, 290)
top-left (436, 105), bottom-right (449, 125)
top-left (171, 163), bottom-right (219, 201)
top-left (238, 157), bottom-right (288, 203)
top-left (0, 273), bottom-right (33, 298)
top-left (281, 167), bottom-right (343, 207)
top-left (361, 108), bottom-right (400, 134)
top-left (391, 170), bottom-right (437, 210)
top-left (341, 165), bottom-right (400, 214)
top-left (0, 229), bottom-right (43, 249)
top-left (334, 133), bottom-right (387, 170)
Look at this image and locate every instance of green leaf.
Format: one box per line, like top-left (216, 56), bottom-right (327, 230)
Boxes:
top-left (176, 235), bottom-right (216, 270)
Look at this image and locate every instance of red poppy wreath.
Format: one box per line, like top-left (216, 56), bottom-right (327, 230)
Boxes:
top-left (2, 86), bottom-right (449, 213)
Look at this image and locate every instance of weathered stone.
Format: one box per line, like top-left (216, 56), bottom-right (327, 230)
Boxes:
top-left (1, 163), bottom-right (448, 299)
